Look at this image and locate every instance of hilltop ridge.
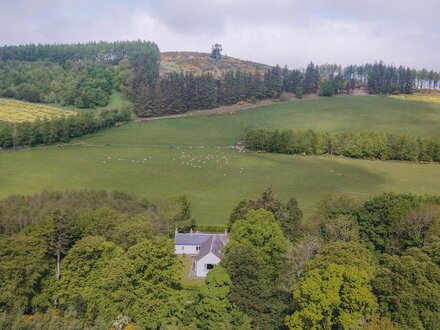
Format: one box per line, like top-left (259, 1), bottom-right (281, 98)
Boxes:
top-left (160, 51), bottom-right (272, 77)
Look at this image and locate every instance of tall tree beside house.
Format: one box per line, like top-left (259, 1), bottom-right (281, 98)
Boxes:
top-left (154, 195), bottom-right (195, 235)
top-left (228, 186), bottom-right (303, 241)
top-left (173, 195), bottom-right (195, 232)
top-left (223, 209), bottom-right (290, 329)
top-left (193, 265), bottom-right (251, 329)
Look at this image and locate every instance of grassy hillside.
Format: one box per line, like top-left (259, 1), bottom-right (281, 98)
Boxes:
top-left (88, 95), bottom-right (440, 148)
top-left (1, 95), bottom-right (440, 225)
top-left (0, 99), bottom-right (76, 123)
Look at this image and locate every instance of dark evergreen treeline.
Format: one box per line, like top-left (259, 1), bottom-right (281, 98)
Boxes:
top-left (245, 128), bottom-right (440, 162)
top-left (127, 65), bottom-right (318, 117)
top-left (367, 63), bottom-right (414, 94)
top-left (0, 41), bottom-right (158, 65)
top-left (127, 60), bottom-right (440, 117)
top-left (0, 107), bottom-right (131, 149)
top-left (320, 62), bottom-right (440, 94)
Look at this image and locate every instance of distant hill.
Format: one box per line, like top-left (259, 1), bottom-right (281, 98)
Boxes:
top-left (160, 51), bottom-right (272, 77)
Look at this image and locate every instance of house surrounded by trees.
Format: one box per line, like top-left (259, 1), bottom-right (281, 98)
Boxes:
top-left (175, 229), bottom-right (228, 277)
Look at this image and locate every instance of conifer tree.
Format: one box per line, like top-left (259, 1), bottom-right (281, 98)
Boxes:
top-left (50, 209), bottom-right (75, 281)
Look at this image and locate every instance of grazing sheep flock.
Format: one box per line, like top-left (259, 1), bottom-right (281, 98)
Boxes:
top-left (100, 146), bottom-right (246, 176)
top-left (99, 146), bottom-right (345, 178)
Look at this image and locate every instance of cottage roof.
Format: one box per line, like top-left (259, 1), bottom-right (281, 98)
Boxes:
top-left (196, 234), bottom-right (228, 261)
top-left (175, 233), bottom-right (212, 246)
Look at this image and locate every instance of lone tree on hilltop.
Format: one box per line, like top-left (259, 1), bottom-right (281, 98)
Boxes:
top-left (211, 44), bottom-right (222, 60)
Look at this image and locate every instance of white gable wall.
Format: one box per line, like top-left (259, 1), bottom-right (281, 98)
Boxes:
top-left (175, 245), bottom-right (200, 255)
top-left (196, 253), bottom-right (220, 277)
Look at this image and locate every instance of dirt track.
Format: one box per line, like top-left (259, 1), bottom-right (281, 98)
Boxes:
top-left (135, 88), bottom-right (369, 122)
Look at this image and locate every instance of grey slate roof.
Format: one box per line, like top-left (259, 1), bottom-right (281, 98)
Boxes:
top-left (175, 233), bottom-right (212, 246)
top-left (196, 234), bottom-right (228, 261)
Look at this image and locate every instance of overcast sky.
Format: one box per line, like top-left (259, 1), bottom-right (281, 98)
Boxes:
top-left (1, 0), bottom-right (439, 70)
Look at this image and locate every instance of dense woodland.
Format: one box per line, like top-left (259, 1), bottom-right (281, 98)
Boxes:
top-left (1, 41), bottom-right (440, 117)
top-left (0, 188), bottom-right (439, 329)
top-left (245, 128), bottom-right (440, 163)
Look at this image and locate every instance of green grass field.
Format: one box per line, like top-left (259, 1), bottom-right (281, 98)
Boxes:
top-left (1, 95), bottom-right (440, 225)
top-left (85, 95), bottom-right (440, 148)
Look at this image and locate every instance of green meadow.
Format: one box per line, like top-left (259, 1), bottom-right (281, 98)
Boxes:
top-left (1, 95), bottom-right (440, 225)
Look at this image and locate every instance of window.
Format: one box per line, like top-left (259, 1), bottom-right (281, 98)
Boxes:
top-left (196, 246), bottom-right (200, 251)
top-left (205, 264), bottom-right (214, 270)
top-left (181, 246), bottom-right (184, 251)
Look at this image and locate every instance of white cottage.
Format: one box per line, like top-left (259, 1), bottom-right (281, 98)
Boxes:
top-left (175, 229), bottom-right (228, 277)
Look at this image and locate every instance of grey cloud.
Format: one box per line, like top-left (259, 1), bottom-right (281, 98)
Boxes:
top-left (0, 0), bottom-right (438, 70)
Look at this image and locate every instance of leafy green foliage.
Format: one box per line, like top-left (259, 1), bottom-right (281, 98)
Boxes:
top-left (77, 208), bottom-right (155, 250)
top-left (304, 241), bottom-right (375, 276)
top-left (50, 210), bottom-right (77, 281)
top-left (319, 79), bottom-right (335, 97)
top-left (0, 106), bottom-right (133, 148)
top-left (245, 128), bottom-right (440, 162)
top-left (286, 241), bottom-right (377, 329)
top-left (229, 186), bottom-right (303, 241)
top-left (103, 238), bottom-right (186, 328)
top-left (373, 250), bottom-right (440, 329)
top-left (0, 190), bottom-right (152, 235)
top-left (354, 193), bottom-right (439, 253)
top-left (224, 209), bottom-right (290, 329)
top-left (193, 265), bottom-right (251, 329)
top-left (0, 226), bottom-right (51, 314)
top-left (52, 236), bottom-right (186, 328)
top-left (0, 61), bottom-right (113, 108)
top-left (228, 209), bottom-right (288, 277)
top-left (286, 263), bottom-right (377, 330)
top-left (0, 189), bottom-right (439, 329)
top-left (53, 236), bottom-right (124, 312)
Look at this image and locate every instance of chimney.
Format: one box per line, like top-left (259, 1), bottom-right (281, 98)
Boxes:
top-left (175, 226), bottom-right (178, 236)
top-left (190, 228), bottom-right (193, 235)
